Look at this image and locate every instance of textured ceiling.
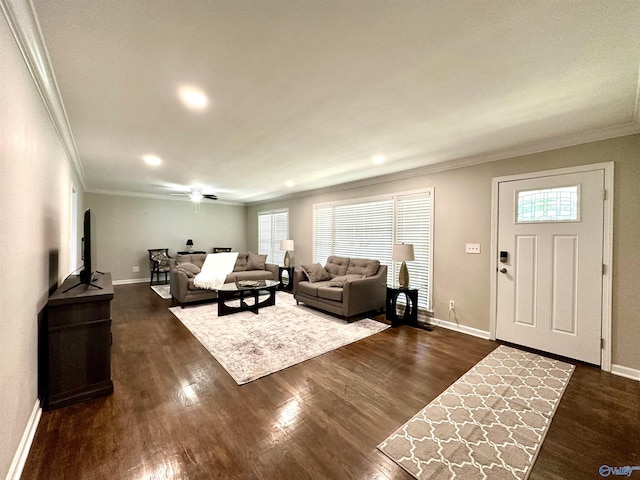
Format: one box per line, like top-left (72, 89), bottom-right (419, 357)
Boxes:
top-left (30, 0), bottom-right (640, 203)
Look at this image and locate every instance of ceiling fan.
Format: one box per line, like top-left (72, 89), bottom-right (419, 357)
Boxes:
top-left (170, 188), bottom-right (218, 212)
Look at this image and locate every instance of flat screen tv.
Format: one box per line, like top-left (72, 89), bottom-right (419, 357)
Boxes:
top-left (79, 208), bottom-right (98, 285)
top-left (64, 208), bottom-right (101, 292)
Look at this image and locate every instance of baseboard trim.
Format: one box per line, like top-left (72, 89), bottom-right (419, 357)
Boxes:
top-left (426, 316), bottom-right (491, 340)
top-left (112, 277), bottom-right (150, 285)
top-left (611, 364), bottom-right (640, 382)
top-left (6, 400), bottom-right (41, 480)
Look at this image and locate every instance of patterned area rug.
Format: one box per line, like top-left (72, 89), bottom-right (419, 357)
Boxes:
top-left (169, 293), bottom-right (388, 384)
top-left (378, 345), bottom-right (574, 480)
top-left (151, 284), bottom-right (171, 299)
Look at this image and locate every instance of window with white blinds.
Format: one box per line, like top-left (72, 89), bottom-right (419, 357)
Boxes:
top-left (313, 190), bottom-right (432, 309)
top-left (258, 209), bottom-right (289, 265)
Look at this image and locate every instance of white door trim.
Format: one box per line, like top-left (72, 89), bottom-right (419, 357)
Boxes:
top-left (490, 162), bottom-right (614, 371)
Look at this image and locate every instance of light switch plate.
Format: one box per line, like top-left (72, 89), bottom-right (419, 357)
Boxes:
top-left (466, 243), bottom-right (481, 254)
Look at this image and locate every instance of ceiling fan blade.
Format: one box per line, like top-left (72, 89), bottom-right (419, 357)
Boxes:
top-left (203, 194), bottom-right (218, 200)
top-left (169, 193), bottom-right (189, 196)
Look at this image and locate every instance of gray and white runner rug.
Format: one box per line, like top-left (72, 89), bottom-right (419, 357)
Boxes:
top-left (378, 345), bottom-right (574, 480)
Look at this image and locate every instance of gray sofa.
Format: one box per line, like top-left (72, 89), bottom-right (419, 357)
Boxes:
top-left (170, 252), bottom-right (278, 305)
top-left (293, 255), bottom-right (387, 319)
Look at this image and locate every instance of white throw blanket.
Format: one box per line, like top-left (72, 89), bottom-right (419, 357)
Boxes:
top-left (193, 252), bottom-right (239, 290)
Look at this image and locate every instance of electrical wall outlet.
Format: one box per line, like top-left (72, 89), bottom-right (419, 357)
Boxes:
top-left (449, 300), bottom-right (455, 310)
top-left (465, 243), bottom-right (481, 254)
top-left (133, 266), bottom-right (140, 273)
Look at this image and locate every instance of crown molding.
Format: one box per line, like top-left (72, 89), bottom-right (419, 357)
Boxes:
top-left (1, 0), bottom-right (86, 189)
top-left (248, 119), bottom-right (640, 206)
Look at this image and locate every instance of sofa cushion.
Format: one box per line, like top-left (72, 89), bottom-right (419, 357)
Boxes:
top-left (247, 252), bottom-right (267, 270)
top-left (317, 286), bottom-right (343, 302)
top-left (301, 263), bottom-right (331, 283)
top-left (324, 256), bottom-right (350, 278)
top-left (176, 254), bottom-right (206, 269)
top-left (328, 274), bottom-right (364, 287)
top-left (233, 253), bottom-right (248, 272)
top-left (297, 281), bottom-right (320, 297)
top-left (347, 258), bottom-right (380, 277)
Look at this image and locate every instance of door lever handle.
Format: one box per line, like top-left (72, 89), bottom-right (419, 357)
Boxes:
top-left (499, 268), bottom-right (507, 274)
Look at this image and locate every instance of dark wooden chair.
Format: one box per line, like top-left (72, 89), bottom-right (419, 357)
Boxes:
top-left (148, 248), bottom-right (171, 285)
top-left (213, 247), bottom-right (232, 253)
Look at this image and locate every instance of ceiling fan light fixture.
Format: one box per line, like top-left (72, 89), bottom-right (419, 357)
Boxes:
top-left (189, 188), bottom-right (203, 203)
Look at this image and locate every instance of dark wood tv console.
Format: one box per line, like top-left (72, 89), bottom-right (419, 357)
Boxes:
top-left (41, 272), bottom-right (114, 410)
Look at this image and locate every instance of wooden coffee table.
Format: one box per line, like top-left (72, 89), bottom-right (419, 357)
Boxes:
top-left (215, 280), bottom-right (279, 316)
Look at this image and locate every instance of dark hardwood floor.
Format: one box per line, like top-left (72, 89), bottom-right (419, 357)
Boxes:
top-left (23, 283), bottom-right (640, 479)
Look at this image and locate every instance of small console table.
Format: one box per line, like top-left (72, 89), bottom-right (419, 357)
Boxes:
top-left (40, 272), bottom-right (114, 410)
top-left (278, 266), bottom-right (295, 291)
top-left (386, 285), bottom-right (419, 327)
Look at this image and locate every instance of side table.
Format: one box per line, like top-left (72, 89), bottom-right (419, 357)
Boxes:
top-left (386, 286), bottom-right (419, 327)
top-left (278, 266), bottom-right (295, 291)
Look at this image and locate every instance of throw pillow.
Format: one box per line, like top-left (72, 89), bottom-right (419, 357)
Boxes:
top-left (301, 263), bottom-right (331, 283)
top-left (247, 252), bottom-right (267, 270)
top-left (176, 262), bottom-right (201, 275)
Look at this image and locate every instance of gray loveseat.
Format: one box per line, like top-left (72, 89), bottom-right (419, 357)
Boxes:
top-left (293, 255), bottom-right (387, 319)
top-left (170, 252), bottom-right (278, 306)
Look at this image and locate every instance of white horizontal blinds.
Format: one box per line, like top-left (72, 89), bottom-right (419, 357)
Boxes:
top-left (314, 206), bottom-right (333, 263)
top-left (395, 192), bottom-right (431, 308)
top-left (258, 213), bottom-right (272, 256)
top-left (272, 210), bottom-right (288, 265)
top-left (258, 210), bottom-right (288, 265)
top-left (333, 200), bottom-right (394, 269)
top-left (314, 190), bottom-right (433, 310)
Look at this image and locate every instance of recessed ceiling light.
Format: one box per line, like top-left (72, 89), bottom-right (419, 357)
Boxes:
top-left (142, 154), bottom-right (162, 166)
top-left (285, 180), bottom-right (295, 188)
top-left (372, 154), bottom-right (386, 165)
top-left (178, 85), bottom-right (209, 110)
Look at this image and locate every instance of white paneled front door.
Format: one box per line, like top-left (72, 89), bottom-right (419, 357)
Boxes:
top-left (495, 169), bottom-right (605, 365)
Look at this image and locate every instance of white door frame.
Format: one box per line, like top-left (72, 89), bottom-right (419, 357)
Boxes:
top-left (489, 162), bottom-right (614, 371)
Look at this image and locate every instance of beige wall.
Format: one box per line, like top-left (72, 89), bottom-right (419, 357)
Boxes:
top-left (246, 134), bottom-right (640, 371)
top-left (0, 15), bottom-right (83, 478)
top-left (85, 194), bottom-right (247, 282)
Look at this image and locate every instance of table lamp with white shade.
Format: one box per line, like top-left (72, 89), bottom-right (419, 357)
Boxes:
top-left (280, 239), bottom-right (294, 267)
top-left (393, 243), bottom-right (414, 288)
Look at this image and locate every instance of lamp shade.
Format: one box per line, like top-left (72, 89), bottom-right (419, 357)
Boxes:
top-left (393, 243), bottom-right (414, 262)
top-left (186, 239), bottom-right (194, 246)
top-left (280, 239), bottom-right (294, 251)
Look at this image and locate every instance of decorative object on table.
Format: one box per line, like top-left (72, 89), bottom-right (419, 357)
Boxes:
top-left (280, 239), bottom-right (294, 267)
top-left (393, 243), bottom-right (414, 288)
top-left (186, 239), bottom-right (194, 252)
top-left (378, 345), bottom-right (574, 480)
top-left (148, 248), bottom-right (172, 285)
top-left (168, 292), bottom-right (389, 384)
top-left (386, 285), bottom-right (421, 327)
